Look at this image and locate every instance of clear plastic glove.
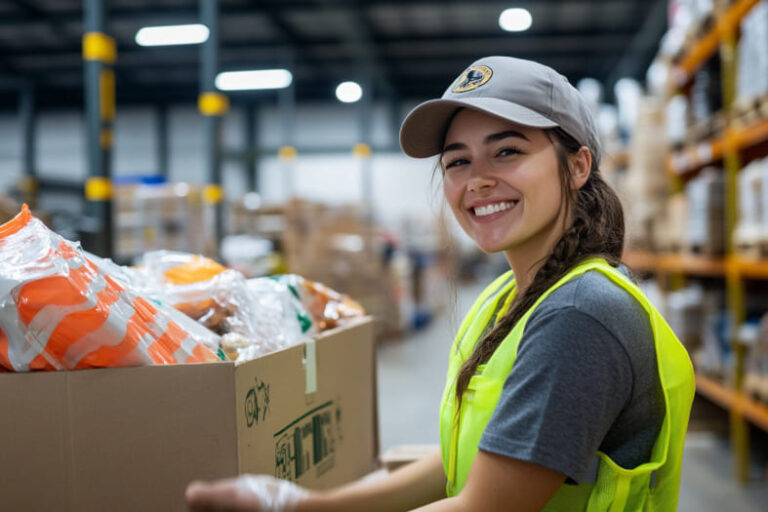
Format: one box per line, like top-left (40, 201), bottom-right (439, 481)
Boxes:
top-left (186, 474), bottom-right (308, 512)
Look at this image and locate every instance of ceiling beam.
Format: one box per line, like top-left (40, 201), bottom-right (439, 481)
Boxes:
top-left (6, 27), bottom-right (638, 59)
top-left (0, 0), bottom-right (638, 26)
top-left (5, 0), bottom-right (78, 42)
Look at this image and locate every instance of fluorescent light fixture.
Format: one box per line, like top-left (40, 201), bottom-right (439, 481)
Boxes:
top-left (499, 8), bottom-right (533, 32)
top-left (335, 81), bottom-right (363, 103)
top-left (135, 24), bottom-right (209, 46)
top-left (215, 69), bottom-right (293, 91)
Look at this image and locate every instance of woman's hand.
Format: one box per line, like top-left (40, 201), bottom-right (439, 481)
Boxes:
top-left (186, 474), bottom-right (308, 512)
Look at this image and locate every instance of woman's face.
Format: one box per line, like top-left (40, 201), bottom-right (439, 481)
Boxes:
top-left (441, 108), bottom-right (566, 256)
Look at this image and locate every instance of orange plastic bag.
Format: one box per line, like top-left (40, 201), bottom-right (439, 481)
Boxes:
top-left (0, 205), bottom-right (221, 372)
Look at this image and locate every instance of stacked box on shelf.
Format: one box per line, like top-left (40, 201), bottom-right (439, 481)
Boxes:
top-left (743, 312), bottom-right (768, 402)
top-left (735, 156), bottom-right (768, 256)
top-left (229, 201), bottom-right (286, 240)
top-left (736, 0), bottom-right (768, 114)
top-left (686, 168), bottom-right (726, 255)
top-left (113, 183), bottom-right (208, 262)
top-left (654, 193), bottom-right (689, 253)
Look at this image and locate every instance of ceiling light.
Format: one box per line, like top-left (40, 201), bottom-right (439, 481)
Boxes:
top-left (499, 8), bottom-right (533, 32)
top-left (215, 69), bottom-right (293, 91)
top-left (135, 24), bottom-right (209, 46)
top-left (335, 81), bottom-right (363, 103)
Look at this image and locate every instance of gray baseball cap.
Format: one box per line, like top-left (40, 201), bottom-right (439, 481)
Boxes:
top-left (399, 56), bottom-right (602, 163)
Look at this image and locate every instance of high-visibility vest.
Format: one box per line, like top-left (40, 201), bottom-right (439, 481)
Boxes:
top-left (439, 258), bottom-right (695, 511)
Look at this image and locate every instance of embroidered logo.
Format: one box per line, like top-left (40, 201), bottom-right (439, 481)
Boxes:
top-left (452, 65), bottom-right (493, 93)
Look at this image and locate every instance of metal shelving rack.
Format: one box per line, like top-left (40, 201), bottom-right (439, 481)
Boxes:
top-left (628, 0), bottom-right (767, 482)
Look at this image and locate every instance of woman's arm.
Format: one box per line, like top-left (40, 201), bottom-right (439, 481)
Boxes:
top-left (187, 450), bottom-right (446, 512)
top-left (410, 450), bottom-right (564, 512)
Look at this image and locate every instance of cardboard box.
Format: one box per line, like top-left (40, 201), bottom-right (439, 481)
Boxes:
top-left (0, 317), bottom-right (378, 512)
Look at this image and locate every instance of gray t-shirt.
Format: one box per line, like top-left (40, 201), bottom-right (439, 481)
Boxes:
top-left (477, 269), bottom-right (664, 483)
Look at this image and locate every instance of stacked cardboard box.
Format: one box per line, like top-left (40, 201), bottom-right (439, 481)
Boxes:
top-left (282, 200), bottom-right (400, 337)
top-left (735, 156), bottom-right (768, 256)
top-left (229, 201), bottom-right (286, 240)
top-left (743, 311), bottom-right (768, 402)
top-left (621, 99), bottom-right (670, 251)
top-left (685, 168), bottom-right (725, 255)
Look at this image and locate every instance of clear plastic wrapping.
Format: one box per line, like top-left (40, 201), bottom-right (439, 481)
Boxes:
top-left (0, 208), bottom-right (366, 371)
top-left (279, 274), bottom-right (366, 330)
top-left (0, 206), bottom-right (222, 372)
top-left (130, 252), bottom-right (320, 362)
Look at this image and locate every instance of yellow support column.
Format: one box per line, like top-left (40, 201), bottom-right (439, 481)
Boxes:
top-left (82, 1), bottom-right (116, 258)
top-left (720, 27), bottom-right (750, 483)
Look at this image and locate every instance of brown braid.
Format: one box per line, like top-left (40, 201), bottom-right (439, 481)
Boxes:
top-left (453, 127), bottom-right (625, 405)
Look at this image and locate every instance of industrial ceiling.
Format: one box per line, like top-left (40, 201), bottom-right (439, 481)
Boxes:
top-left (0, 0), bottom-right (667, 110)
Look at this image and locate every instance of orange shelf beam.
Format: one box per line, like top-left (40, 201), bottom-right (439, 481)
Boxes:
top-left (728, 256), bottom-right (768, 279)
top-left (696, 374), bottom-right (768, 433)
top-left (657, 253), bottom-right (726, 276)
top-left (696, 374), bottom-right (736, 410)
top-left (624, 252), bottom-right (768, 280)
top-left (622, 251), bottom-right (658, 272)
top-left (673, 0), bottom-right (762, 88)
top-left (667, 117), bottom-right (768, 176)
top-left (732, 117), bottom-right (768, 150)
top-left (625, 251), bottom-right (727, 277)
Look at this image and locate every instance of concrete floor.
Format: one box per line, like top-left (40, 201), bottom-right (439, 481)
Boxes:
top-left (376, 280), bottom-right (768, 511)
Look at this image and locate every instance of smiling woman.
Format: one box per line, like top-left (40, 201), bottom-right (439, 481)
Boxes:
top-left (186, 56), bottom-right (696, 512)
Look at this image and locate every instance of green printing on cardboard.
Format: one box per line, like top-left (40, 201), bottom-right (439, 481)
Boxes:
top-left (274, 401), bottom-right (339, 481)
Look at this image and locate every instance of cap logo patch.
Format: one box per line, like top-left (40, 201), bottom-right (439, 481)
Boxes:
top-left (452, 65), bottom-right (493, 93)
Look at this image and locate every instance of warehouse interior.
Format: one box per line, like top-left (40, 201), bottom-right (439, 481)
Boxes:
top-left (1, 0), bottom-right (768, 510)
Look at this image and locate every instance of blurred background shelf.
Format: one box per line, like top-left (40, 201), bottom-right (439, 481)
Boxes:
top-left (624, 251), bottom-right (727, 277)
top-left (667, 116), bottom-right (768, 177)
top-left (697, 374), bottom-right (768, 433)
top-left (672, 0), bottom-right (763, 90)
top-left (625, 251), bottom-right (768, 279)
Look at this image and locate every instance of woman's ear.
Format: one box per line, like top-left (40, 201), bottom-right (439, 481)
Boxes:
top-left (569, 146), bottom-right (592, 190)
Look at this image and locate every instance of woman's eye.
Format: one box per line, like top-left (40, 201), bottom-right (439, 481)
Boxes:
top-left (497, 147), bottom-right (522, 157)
top-left (444, 158), bottom-right (468, 169)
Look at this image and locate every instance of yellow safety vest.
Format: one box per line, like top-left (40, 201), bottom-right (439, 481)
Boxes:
top-left (439, 258), bottom-right (695, 511)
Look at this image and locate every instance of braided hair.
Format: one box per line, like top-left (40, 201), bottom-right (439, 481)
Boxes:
top-left (453, 126), bottom-right (625, 405)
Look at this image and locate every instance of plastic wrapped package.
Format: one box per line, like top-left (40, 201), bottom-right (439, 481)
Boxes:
top-left (275, 274), bottom-right (366, 331)
top-left (87, 251), bottom-right (223, 356)
top-left (0, 206), bottom-right (222, 372)
top-left (132, 251), bottom-right (258, 339)
top-left (121, 252), bottom-right (364, 362)
top-left (218, 277), bottom-right (311, 361)
top-left (129, 253), bottom-right (315, 361)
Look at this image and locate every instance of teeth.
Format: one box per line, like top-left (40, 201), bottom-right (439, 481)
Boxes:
top-left (474, 201), bottom-right (516, 217)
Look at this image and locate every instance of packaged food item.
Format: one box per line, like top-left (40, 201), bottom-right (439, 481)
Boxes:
top-left (274, 275), bottom-right (365, 331)
top-left (0, 206), bottom-right (222, 372)
top-left (225, 277), bottom-right (313, 361)
top-left (130, 253), bottom-right (317, 362)
top-left (132, 251), bottom-right (255, 337)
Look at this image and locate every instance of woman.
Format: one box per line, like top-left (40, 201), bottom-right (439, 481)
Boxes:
top-left (187, 56), bottom-right (695, 512)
